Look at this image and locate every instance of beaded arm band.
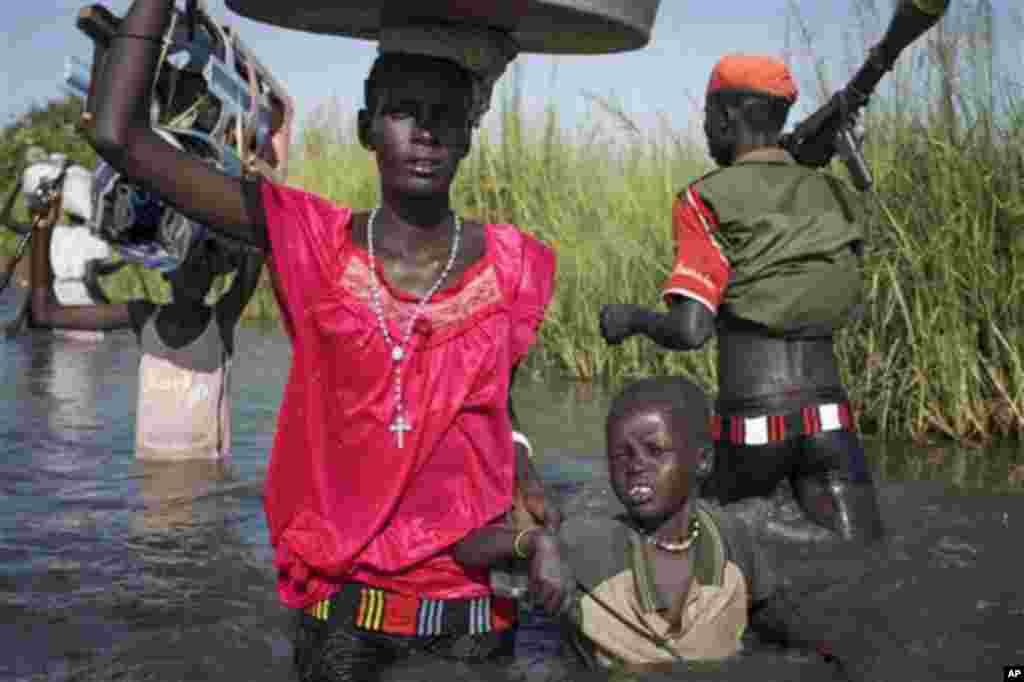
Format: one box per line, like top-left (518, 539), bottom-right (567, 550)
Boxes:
top-left (513, 528), bottom-right (537, 560)
top-left (512, 431), bottom-right (533, 458)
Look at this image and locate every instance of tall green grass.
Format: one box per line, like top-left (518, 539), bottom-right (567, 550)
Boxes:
top-left (4, 0), bottom-right (1021, 444)
top-left (810, 0), bottom-right (1024, 444)
top-left (287, 0), bottom-right (1024, 445)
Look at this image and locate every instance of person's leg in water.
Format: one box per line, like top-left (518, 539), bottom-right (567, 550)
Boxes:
top-left (701, 438), bottom-right (833, 544)
top-left (292, 610), bottom-right (514, 682)
top-left (293, 613), bottom-right (396, 682)
top-left (704, 439), bottom-right (792, 503)
top-left (705, 425), bottom-right (884, 543)
top-left (702, 317), bottom-right (886, 544)
top-left (791, 429), bottom-right (885, 543)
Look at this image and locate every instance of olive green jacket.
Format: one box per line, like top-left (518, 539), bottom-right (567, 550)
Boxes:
top-left (692, 148), bottom-right (864, 336)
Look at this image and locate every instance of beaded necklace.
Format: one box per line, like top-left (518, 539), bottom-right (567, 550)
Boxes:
top-left (365, 207), bottom-right (462, 448)
top-left (645, 517), bottom-right (701, 553)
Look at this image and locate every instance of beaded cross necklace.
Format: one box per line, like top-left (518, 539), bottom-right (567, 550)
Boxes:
top-left (365, 207), bottom-right (462, 448)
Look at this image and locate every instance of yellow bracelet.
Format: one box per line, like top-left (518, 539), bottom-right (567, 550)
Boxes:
top-left (513, 528), bottom-right (537, 560)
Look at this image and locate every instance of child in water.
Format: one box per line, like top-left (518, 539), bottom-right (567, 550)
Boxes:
top-left (460, 376), bottom-right (908, 679)
top-left (559, 377), bottom-right (835, 669)
top-left (27, 187), bottom-right (266, 460)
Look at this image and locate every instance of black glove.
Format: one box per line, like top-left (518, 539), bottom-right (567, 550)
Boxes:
top-left (599, 304), bottom-right (640, 345)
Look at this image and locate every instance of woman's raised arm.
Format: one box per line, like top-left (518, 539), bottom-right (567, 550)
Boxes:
top-left (89, 0), bottom-right (269, 251)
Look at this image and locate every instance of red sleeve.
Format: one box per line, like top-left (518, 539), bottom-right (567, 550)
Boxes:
top-left (509, 233), bottom-right (556, 365)
top-left (660, 186), bottom-right (731, 313)
top-left (259, 180), bottom-right (352, 339)
top-left (265, 255), bottom-right (294, 338)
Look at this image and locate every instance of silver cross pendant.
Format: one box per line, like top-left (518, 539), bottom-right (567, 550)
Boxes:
top-left (389, 412), bottom-right (412, 449)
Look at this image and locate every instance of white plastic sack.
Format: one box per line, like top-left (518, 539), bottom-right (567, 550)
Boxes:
top-left (22, 156), bottom-right (94, 222)
top-left (50, 224), bottom-right (112, 286)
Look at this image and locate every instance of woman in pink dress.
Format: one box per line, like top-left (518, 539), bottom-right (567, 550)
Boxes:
top-left (87, 1), bottom-right (562, 679)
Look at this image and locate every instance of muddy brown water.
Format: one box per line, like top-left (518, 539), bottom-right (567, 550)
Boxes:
top-left (1, 289), bottom-right (1021, 682)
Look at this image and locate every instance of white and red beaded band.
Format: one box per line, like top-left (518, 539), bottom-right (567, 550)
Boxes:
top-left (512, 431), bottom-right (533, 458)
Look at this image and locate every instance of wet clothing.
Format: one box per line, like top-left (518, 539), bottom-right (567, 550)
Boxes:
top-left (135, 311), bottom-right (231, 460)
top-left (707, 430), bottom-right (883, 542)
top-left (252, 180), bottom-right (556, 610)
top-left (712, 402), bottom-right (855, 446)
top-left (704, 349), bottom-right (882, 542)
top-left (294, 579), bottom-right (517, 681)
top-left (714, 323), bottom-right (849, 414)
top-left (660, 148), bottom-right (881, 541)
top-left (293, 606), bottom-right (515, 682)
top-left (661, 148), bottom-right (863, 338)
top-left (559, 500), bottom-right (828, 669)
top-left (300, 581), bottom-right (517, 637)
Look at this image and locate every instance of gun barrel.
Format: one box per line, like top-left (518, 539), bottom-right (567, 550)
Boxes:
top-left (848, 0), bottom-right (950, 97)
top-left (782, 0), bottom-right (950, 181)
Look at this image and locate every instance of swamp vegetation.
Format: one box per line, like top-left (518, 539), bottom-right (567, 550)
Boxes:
top-left (2, 0), bottom-right (1021, 447)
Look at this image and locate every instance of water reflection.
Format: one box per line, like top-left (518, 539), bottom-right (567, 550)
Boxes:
top-left (872, 438), bottom-right (1024, 495)
top-left (133, 458), bottom-right (233, 531)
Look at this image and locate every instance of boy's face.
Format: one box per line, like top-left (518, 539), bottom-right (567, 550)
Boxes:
top-left (606, 403), bottom-right (705, 529)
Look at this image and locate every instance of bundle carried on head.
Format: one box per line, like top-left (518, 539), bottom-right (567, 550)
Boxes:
top-left (70, 1), bottom-right (291, 273)
top-left (377, 22), bottom-right (517, 126)
top-left (227, 1), bottom-right (661, 123)
top-left (224, 0), bottom-right (661, 53)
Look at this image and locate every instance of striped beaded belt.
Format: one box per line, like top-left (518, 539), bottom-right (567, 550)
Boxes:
top-left (712, 402), bottom-right (854, 446)
top-left (303, 581), bottom-right (517, 636)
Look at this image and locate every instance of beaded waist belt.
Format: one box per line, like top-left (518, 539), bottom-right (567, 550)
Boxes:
top-left (711, 402), bottom-right (854, 446)
top-left (303, 581), bottom-right (517, 636)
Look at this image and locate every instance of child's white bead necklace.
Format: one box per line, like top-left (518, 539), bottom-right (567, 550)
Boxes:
top-left (366, 207), bottom-right (462, 448)
top-left (646, 518), bottom-right (701, 553)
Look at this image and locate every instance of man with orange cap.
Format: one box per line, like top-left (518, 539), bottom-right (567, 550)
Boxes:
top-left (599, 54), bottom-right (884, 544)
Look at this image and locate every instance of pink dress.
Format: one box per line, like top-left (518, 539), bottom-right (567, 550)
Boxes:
top-left (258, 181), bottom-right (556, 609)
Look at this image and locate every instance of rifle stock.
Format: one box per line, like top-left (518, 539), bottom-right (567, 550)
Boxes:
top-left (780, 0), bottom-right (950, 190)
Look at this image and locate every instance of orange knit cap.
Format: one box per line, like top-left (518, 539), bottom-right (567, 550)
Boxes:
top-left (706, 54), bottom-right (798, 103)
